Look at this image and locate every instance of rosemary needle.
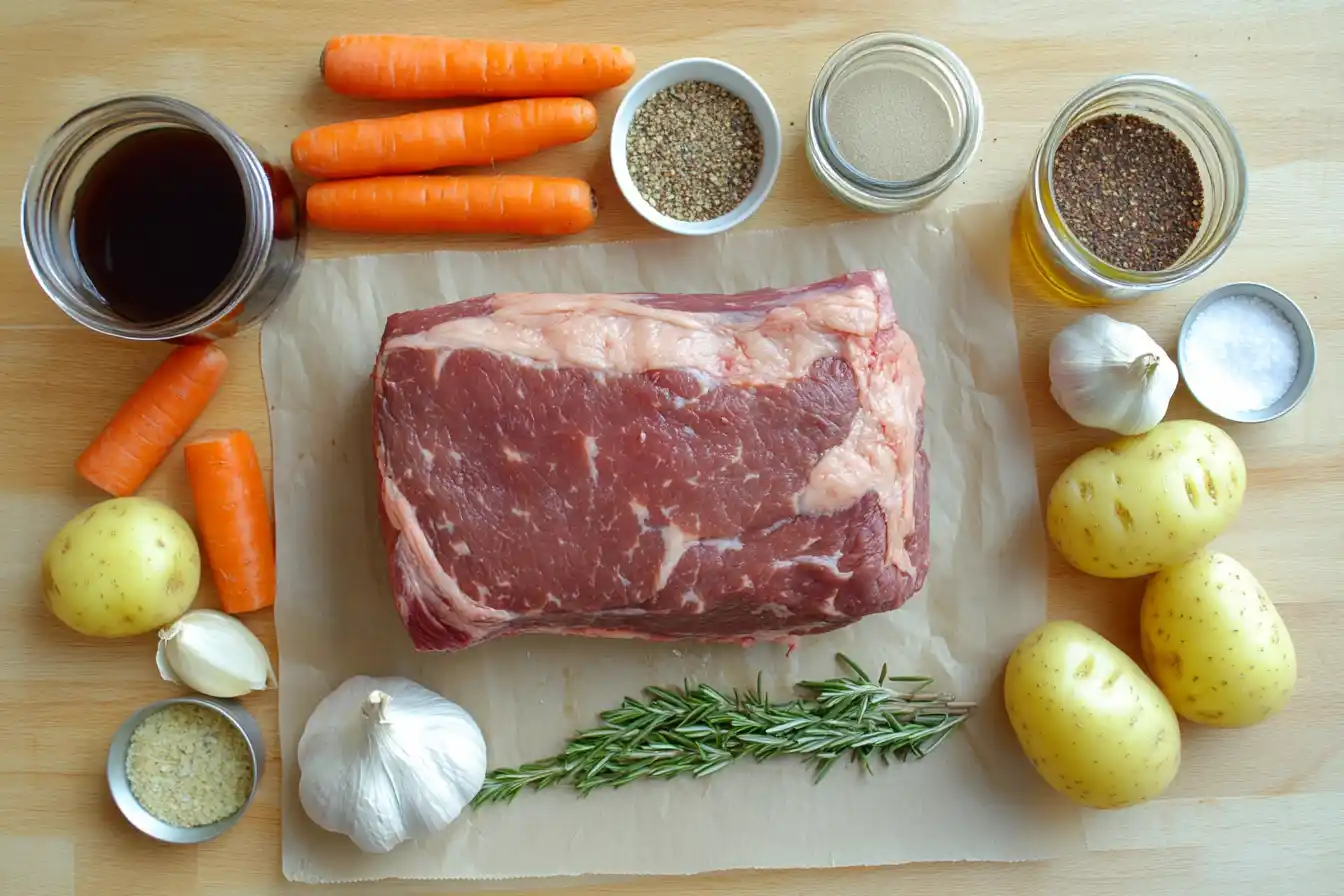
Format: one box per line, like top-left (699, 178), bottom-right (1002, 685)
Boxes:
top-left (472, 653), bottom-right (973, 807)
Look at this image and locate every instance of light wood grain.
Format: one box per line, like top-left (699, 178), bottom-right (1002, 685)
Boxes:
top-left (2, 1), bottom-right (1341, 893)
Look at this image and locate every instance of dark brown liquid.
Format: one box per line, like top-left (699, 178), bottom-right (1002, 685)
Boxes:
top-left (72, 127), bottom-right (246, 323)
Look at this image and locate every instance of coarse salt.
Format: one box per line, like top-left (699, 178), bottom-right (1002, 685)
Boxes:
top-left (1182, 294), bottom-right (1300, 413)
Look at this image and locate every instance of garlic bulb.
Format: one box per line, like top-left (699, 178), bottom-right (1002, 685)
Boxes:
top-left (156, 609), bottom-right (276, 698)
top-left (1049, 314), bottom-right (1179, 435)
top-left (298, 675), bottom-right (486, 854)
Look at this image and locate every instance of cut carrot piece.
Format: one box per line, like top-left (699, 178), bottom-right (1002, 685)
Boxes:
top-left (184, 429), bottom-right (275, 615)
top-left (305, 174), bottom-right (597, 236)
top-left (76, 344), bottom-right (229, 496)
top-left (320, 35), bottom-right (636, 100)
top-left (291, 98), bottom-right (599, 179)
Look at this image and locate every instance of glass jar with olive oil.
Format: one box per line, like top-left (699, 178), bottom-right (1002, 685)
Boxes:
top-left (1014, 74), bottom-right (1247, 306)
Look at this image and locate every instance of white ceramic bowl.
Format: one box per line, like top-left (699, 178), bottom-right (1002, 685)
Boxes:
top-left (611, 58), bottom-right (782, 236)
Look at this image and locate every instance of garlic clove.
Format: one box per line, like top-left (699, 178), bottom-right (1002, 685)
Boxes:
top-left (156, 609), bottom-right (276, 699)
top-left (155, 629), bottom-right (185, 686)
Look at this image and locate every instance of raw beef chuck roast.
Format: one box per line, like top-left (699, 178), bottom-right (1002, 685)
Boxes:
top-left (372, 271), bottom-right (930, 651)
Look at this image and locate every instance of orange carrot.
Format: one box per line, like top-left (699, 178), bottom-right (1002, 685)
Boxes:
top-left (76, 344), bottom-right (229, 496)
top-left (321, 35), bottom-right (636, 99)
top-left (184, 429), bottom-right (275, 615)
top-left (291, 98), bottom-right (599, 179)
top-left (305, 175), bottom-right (597, 236)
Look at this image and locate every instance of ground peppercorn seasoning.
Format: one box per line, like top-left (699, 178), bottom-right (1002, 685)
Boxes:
top-left (626, 80), bottom-right (764, 222)
top-left (1051, 113), bottom-right (1204, 271)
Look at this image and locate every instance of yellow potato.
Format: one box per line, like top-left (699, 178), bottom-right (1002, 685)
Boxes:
top-left (1141, 552), bottom-right (1297, 727)
top-left (1004, 620), bottom-right (1180, 809)
top-left (42, 497), bottom-right (200, 638)
top-left (1047, 420), bottom-right (1245, 578)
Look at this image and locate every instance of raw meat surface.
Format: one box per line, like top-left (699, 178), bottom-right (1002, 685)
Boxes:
top-left (373, 271), bottom-right (930, 651)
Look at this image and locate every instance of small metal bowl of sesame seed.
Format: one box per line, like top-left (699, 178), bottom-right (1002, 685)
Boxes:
top-left (107, 695), bottom-right (265, 844)
top-left (611, 57), bottom-right (782, 236)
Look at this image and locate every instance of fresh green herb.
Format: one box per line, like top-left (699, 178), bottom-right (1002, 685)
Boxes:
top-left (472, 654), bottom-right (973, 806)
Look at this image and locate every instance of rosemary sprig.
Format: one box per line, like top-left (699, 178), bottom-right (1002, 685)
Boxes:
top-left (472, 653), bottom-right (973, 807)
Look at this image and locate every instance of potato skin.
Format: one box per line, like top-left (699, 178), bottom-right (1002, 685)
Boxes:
top-left (42, 497), bottom-right (200, 638)
top-left (1141, 552), bottom-right (1297, 728)
top-left (1004, 620), bottom-right (1181, 809)
top-left (1047, 420), bottom-right (1246, 578)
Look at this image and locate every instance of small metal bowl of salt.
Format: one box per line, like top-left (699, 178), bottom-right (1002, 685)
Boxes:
top-left (1178, 282), bottom-right (1316, 424)
top-left (107, 695), bottom-right (265, 844)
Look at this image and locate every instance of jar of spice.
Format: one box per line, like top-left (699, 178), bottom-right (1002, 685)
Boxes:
top-left (22, 95), bottom-right (303, 342)
top-left (1016, 74), bottom-right (1247, 305)
top-left (806, 33), bottom-right (983, 214)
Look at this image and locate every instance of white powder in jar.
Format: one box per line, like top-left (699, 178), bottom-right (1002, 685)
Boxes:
top-left (825, 65), bottom-right (955, 182)
top-left (1182, 294), bottom-right (1301, 413)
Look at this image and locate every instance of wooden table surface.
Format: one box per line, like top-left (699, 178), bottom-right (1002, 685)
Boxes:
top-left (3, 1), bottom-right (1341, 893)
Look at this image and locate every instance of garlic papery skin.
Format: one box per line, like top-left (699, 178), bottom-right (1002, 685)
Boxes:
top-left (298, 675), bottom-right (487, 854)
top-left (156, 609), bottom-right (277, 698)
top-left (1049, 314), bottom-right (1179, 436)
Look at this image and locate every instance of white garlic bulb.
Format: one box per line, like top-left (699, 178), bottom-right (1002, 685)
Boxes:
top-left (298, 675), bottom-right (486, 854)
top-left (1049, 314), bottom-right (1179, 436)
top-left (156, 609), bottom-right (276, 698)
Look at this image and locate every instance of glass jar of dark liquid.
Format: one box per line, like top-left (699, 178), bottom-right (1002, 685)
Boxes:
top-left (21, 95), bottom-right (302, 341)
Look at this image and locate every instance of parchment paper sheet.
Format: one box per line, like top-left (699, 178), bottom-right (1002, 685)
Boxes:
top-left (261, 204), bottom-right (1084, 884)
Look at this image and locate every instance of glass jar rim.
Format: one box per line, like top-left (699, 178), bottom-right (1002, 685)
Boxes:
top-left (19, 93), bottom-right (276, 340)
top-left (809, 32), bottom-right (983, 195)
top-left (1035, 73), bottom-right (1248, 291)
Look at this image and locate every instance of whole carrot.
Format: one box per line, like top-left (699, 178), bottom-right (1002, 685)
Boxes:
top-left (184, 429), bottom-right (275, 615)
top-left (321, 35), bottom-right (636, 99)
top-left (291, 98), bottom-right (599, 179)
top-left (306, 175), bottom-right (597, 236)
top-left (76, 344), bottom-right (229, 496)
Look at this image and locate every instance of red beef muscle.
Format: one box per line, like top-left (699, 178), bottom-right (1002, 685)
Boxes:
top-left (373, 271), bottom-right (929, 651)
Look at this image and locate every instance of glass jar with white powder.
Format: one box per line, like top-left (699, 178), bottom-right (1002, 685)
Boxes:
top-left (806, 33), bottom-right (983, 213)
